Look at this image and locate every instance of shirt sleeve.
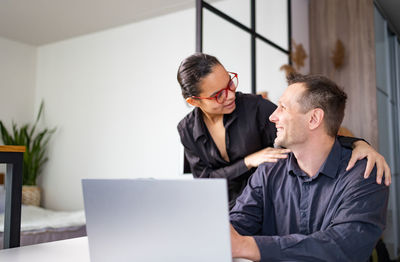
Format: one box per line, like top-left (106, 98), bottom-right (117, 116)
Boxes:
top-left (230, 164), bottom-right (388, 262)
top-left (252, 222), bottom-right (383, 261)
top-left (337, 135), bottom-right (367, 149)
top-left (183, 143), bottom-right (249, 180)
top-left (230, 167), bottom-right (265, 235)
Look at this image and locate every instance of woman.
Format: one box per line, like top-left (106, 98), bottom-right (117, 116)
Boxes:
top-left (177, 53), bottom-right (390, 209)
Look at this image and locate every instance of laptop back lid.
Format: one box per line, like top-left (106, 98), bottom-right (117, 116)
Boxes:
top-left (82, 179), bottom-right (231, 262)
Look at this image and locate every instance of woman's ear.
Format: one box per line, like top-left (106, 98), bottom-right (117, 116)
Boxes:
top-left (186, 97), bottom-right (199, 107)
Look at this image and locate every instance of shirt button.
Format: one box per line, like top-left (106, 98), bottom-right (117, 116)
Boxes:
top-left (301, 212), bottom-right (306, 218)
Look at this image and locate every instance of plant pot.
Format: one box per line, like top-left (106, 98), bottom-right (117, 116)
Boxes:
top-left (22, 185), bottom-right (41, 206)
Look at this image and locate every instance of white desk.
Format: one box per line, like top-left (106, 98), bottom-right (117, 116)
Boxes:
top-left (0, 237), bottom-right (90, 262)
top-left (0, 237), bottom-right (252, 262)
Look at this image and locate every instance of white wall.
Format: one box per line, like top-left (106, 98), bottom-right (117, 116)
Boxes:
top-left (0, 37), bottom-right (36, 174)
top-left (0, 37), bottom-right (36, 127)
top-left (31, 0), bottom-right (289, 211)
top-left (35, 8), bottom-right (195, 210)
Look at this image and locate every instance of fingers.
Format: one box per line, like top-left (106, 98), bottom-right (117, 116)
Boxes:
top-left (363, 157), bottom-right (375, 180)
top-left (384, 162), bottom-right (391, 186)
top-left (261, 152), bottom-right (289, 163)
top-left (252, 148), bottom-right (290, 165)
top-left (266, 153), bottom-right (289, 159)
top-left (346, 153), bottom-right (359, 171)
top-left (267, 148), bottom-right (291, 154)
top-left (366, 156), bottom-right (392, 186)
top-left (373, 158), bottom-right (383, 184)
top-left (347, 153), bottom-right (392, 186)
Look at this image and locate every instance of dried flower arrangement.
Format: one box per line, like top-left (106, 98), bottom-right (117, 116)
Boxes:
top-left (279, 38), bottom-right (346, 77)
top-left (280, 39), bottom-right (308, 76)
top-left (331, 39), bottom-right (345, 70)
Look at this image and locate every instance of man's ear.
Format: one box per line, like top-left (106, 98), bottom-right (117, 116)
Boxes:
top-left (309, 108), bottom-right (324, 130)
top-left (186, 97), bottom-right (200, 107)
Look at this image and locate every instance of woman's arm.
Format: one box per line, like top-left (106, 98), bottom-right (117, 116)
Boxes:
top-left (183, 145), bottom-right (249, 180)
top-left (184, 143), bottom-right (290, 180)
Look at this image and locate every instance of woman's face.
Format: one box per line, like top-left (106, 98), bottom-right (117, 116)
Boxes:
top-left (192, 64), bottom-right (236, 116)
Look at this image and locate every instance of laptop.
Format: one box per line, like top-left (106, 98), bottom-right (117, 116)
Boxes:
top-left (82, 178), bottom-right (232, 262)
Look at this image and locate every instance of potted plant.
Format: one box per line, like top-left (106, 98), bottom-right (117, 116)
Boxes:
top-left (0, 101), bottom-right (56, 206)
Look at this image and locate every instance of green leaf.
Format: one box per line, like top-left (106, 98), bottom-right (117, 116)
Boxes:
top-left (0, 100), bottom-right (56, 185)
top-left (0, 121), bottom-right (14, 144)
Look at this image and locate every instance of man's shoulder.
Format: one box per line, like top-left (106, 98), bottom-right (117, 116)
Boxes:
top-left (251, 158), bottom-right (290, 184)
top-left (258, 158), bottom-right (289, 171)
top-left (340, 157), bottom-right (374, 185)
top-left (337, 149), bottom-right (388, 194)
top-left (336, 144), bottom-right (363, 179)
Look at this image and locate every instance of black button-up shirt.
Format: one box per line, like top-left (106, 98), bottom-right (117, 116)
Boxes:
top-left (178, 92), bottom-right (277, 208)
top-left (230, 139), bottom-right (389, 261)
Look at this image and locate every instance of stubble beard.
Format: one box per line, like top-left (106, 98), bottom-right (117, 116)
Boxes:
top-left (274, 135), bottom-right (287, 149)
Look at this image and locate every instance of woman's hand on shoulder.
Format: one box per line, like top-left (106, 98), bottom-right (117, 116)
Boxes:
top-left (244, 147), bottom-right (291, 169)
top-left (346, 140), bottom-right (391, 186)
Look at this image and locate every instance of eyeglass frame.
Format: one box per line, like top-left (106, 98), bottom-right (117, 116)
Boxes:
top-left (191, 72), bottom-right (238, 104)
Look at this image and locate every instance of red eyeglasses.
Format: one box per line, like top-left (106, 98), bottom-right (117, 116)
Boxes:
top-left (192, 72), bottom-right (238, 104)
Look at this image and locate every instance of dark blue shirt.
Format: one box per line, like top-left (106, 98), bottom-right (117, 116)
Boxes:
top-left (230, 139), bottom-right (388, 262)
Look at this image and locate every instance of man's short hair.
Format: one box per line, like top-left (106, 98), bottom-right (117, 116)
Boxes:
top-left (287, 73), bottom-right (347, 137)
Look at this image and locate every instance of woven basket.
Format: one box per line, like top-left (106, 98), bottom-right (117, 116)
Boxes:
top-left (22, 185), bottom-right (41, 206)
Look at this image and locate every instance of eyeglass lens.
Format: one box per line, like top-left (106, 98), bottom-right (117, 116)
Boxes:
top-left (216, 75), bottom-right (238, 103)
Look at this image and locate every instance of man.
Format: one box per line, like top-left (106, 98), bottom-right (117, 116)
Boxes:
top-left (230, 73), bottom-right (388, 261)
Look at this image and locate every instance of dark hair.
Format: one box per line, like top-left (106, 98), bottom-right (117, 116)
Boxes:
top-left (287, 73), bottom-right (347, 137)
top-left (177, 53), bottom-right (222, 99)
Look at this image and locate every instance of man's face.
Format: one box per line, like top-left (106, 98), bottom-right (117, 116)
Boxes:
top-left (269, 83), bottom-right (309, 149)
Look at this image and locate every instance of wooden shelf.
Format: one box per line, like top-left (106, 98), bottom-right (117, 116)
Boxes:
top-left (0, 146), bottom-right (26, 153)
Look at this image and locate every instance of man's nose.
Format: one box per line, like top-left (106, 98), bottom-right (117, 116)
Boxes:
top-left (269, 110), bottom-right (278, 123)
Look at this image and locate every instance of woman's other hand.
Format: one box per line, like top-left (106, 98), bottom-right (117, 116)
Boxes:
top-left (244, 147), bottom-right (291, 169)
top-left (346, 141), bottom-right (391, 186)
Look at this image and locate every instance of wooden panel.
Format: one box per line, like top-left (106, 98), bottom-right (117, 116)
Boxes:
top-left (309, 0), bottom-right (378, 148)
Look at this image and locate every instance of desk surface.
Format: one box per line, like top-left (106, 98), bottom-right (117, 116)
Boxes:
top-left (0, 237), bottom-right (90, 262)
top-left (0, 237), bottom-right (251, 262)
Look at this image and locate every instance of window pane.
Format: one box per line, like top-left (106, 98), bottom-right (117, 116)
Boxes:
top-left (256, 0), bottom-right (288, 50)
top-left (256, 39), bottom-right (288, 104)
top-left (204, 0), bottom-right (250, 28)
top-left (204, 9), bottom-right (251, 94)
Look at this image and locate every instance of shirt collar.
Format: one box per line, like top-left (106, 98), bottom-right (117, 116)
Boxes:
top-left (193, 107), bottom-right (207, 141)
top-left (287, 153), bottom-right (306, 177)
top-left (318, 138), bottom-right (342, 179)
top-left (287, 138), bottom-right (342, 179)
